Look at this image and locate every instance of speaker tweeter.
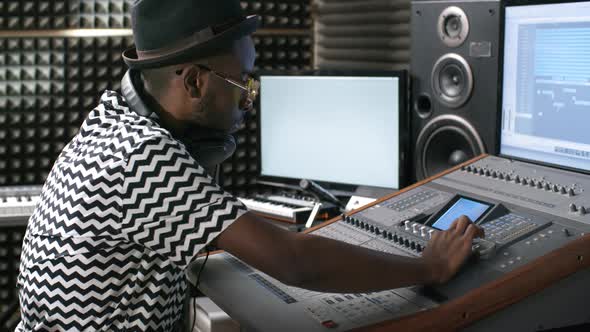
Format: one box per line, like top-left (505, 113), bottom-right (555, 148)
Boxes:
top-left (438, 6), bottom-right (469, 47)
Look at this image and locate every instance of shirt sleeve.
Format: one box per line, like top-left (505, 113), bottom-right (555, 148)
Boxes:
top-left (120, 134), bottom-right (247, 268)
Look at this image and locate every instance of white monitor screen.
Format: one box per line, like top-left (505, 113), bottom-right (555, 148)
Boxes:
top-left (259, 75), bottom-right (401, 189)
top-left (501, 1), bottom-right (590, 171)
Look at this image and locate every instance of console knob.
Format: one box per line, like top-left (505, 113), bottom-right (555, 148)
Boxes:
top-left (412, 224), bottom-right (419, 234)
top-left (505, 174), bottom-right (512, 181)
top-left (404, 220), bottom-right (411, 231)
top-left (485, 169), bottom-right (491, 177)
top-left (553, 184), bottom-right (559, 192)
top-left (544, 183), bottom-right (551, 191)
top-left (536, 181), bottom-right (543, 189)
top-left (478, 168), bottom-right (485, 175)
top-left (560, 187), bottom-right (567, 195)
top-left (522, 178), bottom-right (528, 185)
top-left (569, 203), bottom-right (578, 213)
top-left (420, 226), bottom-right (427, 237)
top-left (491, 171), bottom-right (498, 178)
top-left (568, 188), bottom-right (575, 197)
top-left (515, 175), bottom-right (521, 183)
top-left (529, 179), bottom-right (536, 187)
top-left (428, 229), bottom-right (434, 239)
top-left (579, 206), bottom-right (587, 216)
top-left (498, 173), bottom-right (505, 180)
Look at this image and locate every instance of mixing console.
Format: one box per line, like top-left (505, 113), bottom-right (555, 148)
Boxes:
top-left (191, 156), bottom-right (590, 331)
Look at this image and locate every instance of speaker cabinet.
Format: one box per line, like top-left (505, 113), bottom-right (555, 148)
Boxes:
top-left (411, 0), bottom-right (501, 180)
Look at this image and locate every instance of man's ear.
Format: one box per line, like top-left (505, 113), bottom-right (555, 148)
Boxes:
top-left (183, 66), bottom-right (207, 98)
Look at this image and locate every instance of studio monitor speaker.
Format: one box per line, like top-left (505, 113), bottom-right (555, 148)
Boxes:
top-left (410, 0), bottom-right (501, 180)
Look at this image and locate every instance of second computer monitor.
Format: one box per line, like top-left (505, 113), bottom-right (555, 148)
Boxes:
top-left (258, 71), bottom-right (407, 190)
top-left (501, 0), bottom-right (590, 173)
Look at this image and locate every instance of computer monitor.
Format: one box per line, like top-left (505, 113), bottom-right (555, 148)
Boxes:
top-left (257, 71), bottom-right (407, 191)
top-left (500, 0), bottom-right (590, 173)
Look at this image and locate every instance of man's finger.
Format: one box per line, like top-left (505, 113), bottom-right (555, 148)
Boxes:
top-left (463, 224), bottom-right (483, 240)
top-left (452, 215), bottom-right (471, 235)
top-left (475, 225), bottom-right (485, 238)
top-left (448, 219), bottom-right (458, 232)
top-left (448, 215), bottom-right (467, 232)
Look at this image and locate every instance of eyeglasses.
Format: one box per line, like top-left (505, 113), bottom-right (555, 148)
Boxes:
top-left (177, 65), bottom-right (260, 105)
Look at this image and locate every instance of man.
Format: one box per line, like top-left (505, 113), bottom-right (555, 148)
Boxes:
top-left (16, 0), bottom-right (483, 331)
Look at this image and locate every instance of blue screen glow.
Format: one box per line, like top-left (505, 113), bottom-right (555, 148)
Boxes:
top-left (432, 198), bottom-right (491, 231)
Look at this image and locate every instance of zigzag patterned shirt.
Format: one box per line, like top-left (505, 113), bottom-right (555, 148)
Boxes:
top-left (16, 91), bottom-right (247, 331)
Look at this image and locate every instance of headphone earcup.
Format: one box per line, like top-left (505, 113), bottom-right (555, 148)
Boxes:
top-left (121, 69), bottom-right (237, 168)
top-left (121, 70), bottom-right (156, 119)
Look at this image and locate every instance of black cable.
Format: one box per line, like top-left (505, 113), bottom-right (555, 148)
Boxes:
top-left (299, 179), bottom-right (345, 210)
top-left (191, 248), bottom-right (210, 332)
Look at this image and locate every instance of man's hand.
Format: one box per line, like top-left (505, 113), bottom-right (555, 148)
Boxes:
top-left (421, 215), bottom-right (485, 284)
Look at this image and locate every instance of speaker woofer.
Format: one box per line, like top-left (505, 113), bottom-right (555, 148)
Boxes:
top-left (415, 115), bottom-right (485, 180)
top-left (431, 53), bottom-right (473, 108)
top-left (438, 6), bottom-right (469, 47)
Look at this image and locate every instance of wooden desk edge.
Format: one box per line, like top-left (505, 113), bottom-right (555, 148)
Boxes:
top-left (352, 233), bottom-right (590, 332)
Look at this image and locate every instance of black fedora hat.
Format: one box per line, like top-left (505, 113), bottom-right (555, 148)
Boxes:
top-left (122, 0), bottom-right (260, 69)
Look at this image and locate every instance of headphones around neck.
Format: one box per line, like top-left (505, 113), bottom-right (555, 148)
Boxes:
top-left (120, 69), bottom-right (237, 171)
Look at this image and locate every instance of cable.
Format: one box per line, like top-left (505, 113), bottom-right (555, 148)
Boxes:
top-left (190, 248), bottom-right (210, 332)
top-left (299, 179), bottom-right (345, 209)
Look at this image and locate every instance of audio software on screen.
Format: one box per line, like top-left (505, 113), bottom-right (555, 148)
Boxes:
top-left (501, 1), bottom-right (590, 171)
